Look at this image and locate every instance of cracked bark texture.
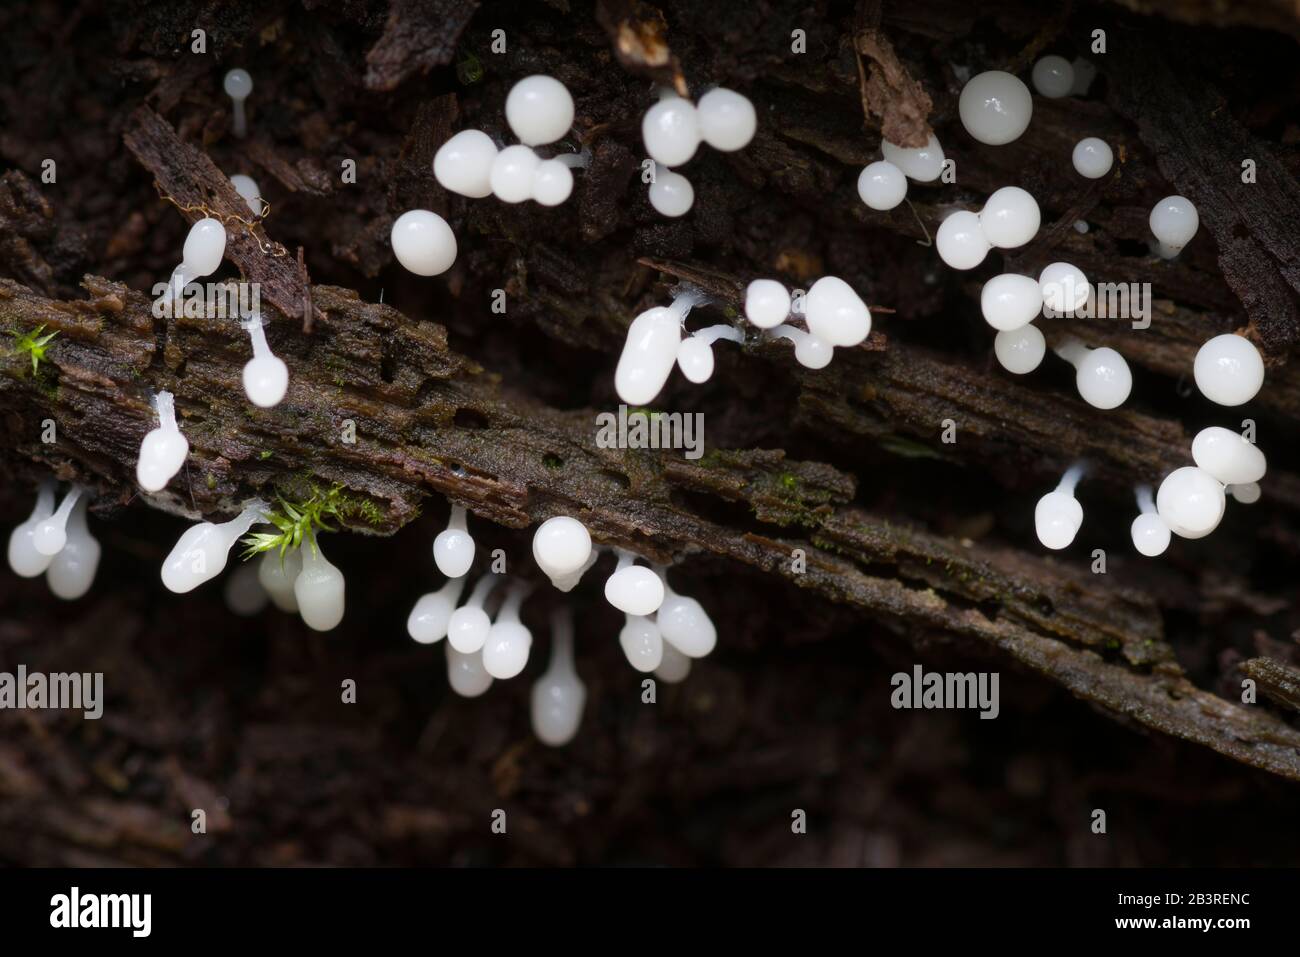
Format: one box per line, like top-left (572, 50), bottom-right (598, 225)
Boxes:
top-left (0, 0), bottom-right (1298, 866)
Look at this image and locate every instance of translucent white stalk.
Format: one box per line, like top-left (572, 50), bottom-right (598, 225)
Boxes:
top-left (294, 536), bottom-right (345, 631)
top-left (1035, 463), bottom-right (1086, 550)
top-left (655, 566), bottom-right (717, 657)
top-left (32, 485), bottom-right (84, 556)
top-left (615, 289), bottom-right (700, 405)
top-left (1053, 336), bottom-right (1132, 410)
top-left (224, 69), bottom-right (253, 139)
top-left (676, 324), bottom-right (744, 384)
top-left (770, 324), bottom-right (833, 370)
top-left (531, 607), bottom-right (586, 746)
top-left (446, 573), bottom-right (502, 653)
top-left (1129, 484), bottom-right (1171, 557)
top-left (482, 580), bottom-right (534, 679)
top-left (162, 500), bottom-right (267, 594)
top-left (46, 492), bottom-right (100, 600)
top-left (619, 613), bottom-right (664, 672)
top-left (446, 643), bottom-right (493, 697)
top-left (433, 504), bottom-right (475, 578)
top-left (258, 548), bottom-right (302, 612)
top-left (242, 314), bottom-right (289, 408)
top-left (8, 482), bottom-right (57, 578)
top-left (137, 390), bottom-right (189, 492)
top-left (230, 174), bottom-right (262, 216)
top-left (604, 549), bottom-right (665, 616)
top-left (223, 560), bottom-right (268, 616)
top-left (407, 575), bottom-right (468, 645)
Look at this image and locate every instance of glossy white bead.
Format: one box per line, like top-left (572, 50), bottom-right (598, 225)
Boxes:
top-left (391, 209), bottom-right (456, 276)
top-left (980, 274), bottom-right (1041, 331)
top-left (642, 96), bottom-right (701, 168)
top-left (1229, 481), bottom-right (1261, 504)
top-left (1193, 334), bottom-right (1264, 406)
top-left (7, 484), bottom-right (56, 578)
top-left (489, 145), bottom-right (541, 204)
top-left (1149, 195), bottom-right (1199, 252)
top-left (483, 618), bottom-right (532, 679)
top-left (531, 610), bottom-right (585, 745)
top-left (505, 75), bottom-right (574, 147)
top-left (230, 174), bottom-right (262, 216)
top-left (804, 276), bottom-right (871, 347)
top-left (697, 87), bottom-right (756, 152)
top-left (857, 161), bottom-right (907, 211)
top-left (1190, 426), bottom-right (1266, 485)
top-left (1071, 138), bottom-right (1113, 179)
top-left (648, 169), bottom-right (694, 217)
top-left (615, 305), bottom-right (682, 405)
top-left (980, 187), bottom-right (1040, 249)
top-left (407, 577), bottom-right (467, 645)
top-left (45, 494), bottom-right (99, 600)
top-left (881, 134), bottom-right (945, 183)
top-left (1156, 466), bottom-right (1226, 539)
top-left (32, 486), bottom-right (83, 556)
top-left (1130, 513), bottom-right (1171, 557)
top-left (446, 644), bottom-right (493, 697)
top-left (224, 69), bottom-right (252, 138)
top-left (294, 539), bottom-right (345, 631)
top-left (1035, 489), bottom-right (1083, 550)
top-left (794, 333), bottom-right (833, 369)
top-left (242, 318), bottom-right (288, 408)
top-left (994, 325), bottom-right (1046, 374)
top-left (433, 129), bottom-right (498, 198)
top-left (137, 391), bottom-right (188, 493)
top-left (618, 615), bottom-right (664, 672)
top-left (532, 159), bottom-right (574, 206)
top-left (654, 640), bottom-right (693, 683)
top-left (744, 279), bottom-right (790, 329)
top-left (1031, 56), bottom-right (1075, 98)
top-left (258, 548), bottom-right (301, 612)
top-left (959, 71), bottom-right (1033, 145)
top-left (604, 561), bottom-right (665, 616)
top-left (433, 505), bottom-right (475, 578)
top-left (1038, 261), bottom-right (1089, 315)
top-left (183, 218), bottom-right (227, 276)
top-left (676, 336), bottom-right (715, 383)
top-left (657, 589), bottom-right (717, 658)
top-left (1073, 346), bottom-right (1132, 410)
top-left (532, 516), bottom-right (592, 582)
top-left (161, 502), bottom-right (265, 594)
top-left (936, 210), bottom-right (990, 270)
top-left (446, 575), bottom-right (500, 653)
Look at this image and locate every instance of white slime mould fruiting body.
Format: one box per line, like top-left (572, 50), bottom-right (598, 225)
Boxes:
top-left (1031, 56), bottom-right (1074, 98)
top-left (530, 607), bottom-right (586, 746)
top-left (1156, 466), bottom-right (1226, 539)
top-left (936, 210), bottom-right (991, 270)
top-left (980, 274), bottom-right (1042, 331)
top-left (446, 573), bottom-right (502, 653)
top-left (642, 95), bottom-right (702, 168)
top-left (241, 313), bottom-right (289, 408)
top-left (770, 324), bottom-right (833, 369)
top-left (293, 537), bottom-right (346, 631)
top-left (804, 276), bottom-right (871, 347)
top-left (881, 134), bottom-right (945, 182)
top-left (979, 186), bottom-right (1040, 249)
top-left (1190, 427), bottom-right (1266, 486)
top-left (223, 560), bottom-right (269, 616)
top-left (654, 639), bottom-right (693, 683)
top-left (994, 324), bottom-right (1046, 374)
top-left (1071, 138), bottom-right (1113, 179)
top-left (1193, 335), bottom-right (1264, 407)
top-left (505, 75), bottom-right (575, 147)
top-left (618, 613), bottom-right (664, 673)
top-left (697, 87), bottom-right (757, 152)
top-left (447, 642), bottom-right (494, 697)
top-left (407, 575), bottom-right (468, 645)
top-left (1130, 485), bottom-right (1171, 557)
top-left (46, 492), bottom-right (100, 600)
top-left (482, 581), bottom-right (534, 679)
top-left (434, 129), bottom-right (499, 198)
top-left (167, 218), bottom-right (227, 303)
top-left (33, 485), bottom-right (84, 556)
top-left (433, 504), bottom-right (476, 578)
top-left (677, 324), bottom-right (744, 383)
top-left (857, 161), bottom-right (907, 211)
top-left (161, 500), bottom-right (268, 594)
top-left (1038, 262), bottom-right (1090, 316)
top-left (744, 279), bottom-right (792, 329)
top-left (604, 550), bottom-right (665, 616)
top-left (959, 71), bottom-right (1033, 145)
top-left (224, 69), bottom-right (253, 138)
top-left (656, 568), bottom-right (718, 658)
top-left (230, 174), bottom-right (263, 216)
top-left (532, 516), bottom-right (593, 588)
top-left (648, 168), bottom-right (694, 217)
top-left (1035, 463), bottom-right (1086, 550)
top-left (1149, 195), bottom-right (1199, 258)
top-left (390, 209), bottom-right (457, 276)
top-left (8, 482), bottom-right (56, 578)
top-left (137, 390), bottom-right (189, 492)
top-left (614, 290), bottom-right (699, 405)
top-left (1054, 337), bottom-right (1132, 410)
top-left (259, 547), bottom-right (302, 612)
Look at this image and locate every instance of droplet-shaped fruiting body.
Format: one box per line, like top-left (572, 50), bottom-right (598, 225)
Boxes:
top-left (391, 209), bottom-right (456, 276)
top-left (771, 325), bottom-right (833, 370)
top-left (936, 210), bottom-right (990, 270)
top-left (881, 134), bottom-right (945, 183)
top-left (642, 95), bottom-right (701, 168)
top-left (1035, 490), bottom-right (1083, 550)
top-left (648, 168), bottom-right (694, 217)
top-left (1156, 466), bottom-right (1226, 539)
top-left (482, 582), bottom-right (533, 679)
top-left (293, 537), bottom-right (345, 631)
top-left (1031, 56), bottom-right (1074, 98)
top-left (619, 614), bottom-right (664, 672)
top-left (615, 303), bottom-right (687, 405)
top-left (407, 576), bottom-right (468, 645)
top-left (533, 515), bottom-right (593, 588)
top-left (604, 551), bottom-right (665, 616)
top-left (8, 483), bottom-right (56, 578)
top-left (433, 129), bottom-right (498, 198)
top-left (505, 75), bottom-right (574, 147)
top-left (1055, 339), bottom-right (1132, 410)
top-left (654, 640), bottom-right (692, 683)
top-left (446, 574), bottom-right (501, 653)
top-left (446, 642), bottom-right (494, 697)
top-left (744, 279), bottom-right (791, 329)
top-left (1190, 427), bottom-right (1266, 486)
top-left (258, 547), bottom-right (302, 612)
top-left (167, 218), bottom-right (227, 302)
top-left (531, 608), bottom-right (586, 746)
top-left (697, 87), bottom-right (756, 152)
top-left (980, 274), bottom-right (1041, 331)
top-left (1149, 195), bottom-right (1199, 256)
top-left (46, 492), bottom-right (100, 600)
top-left (1038, 262), bottom-right (1090, 316)
top-left (1193, 334), bottom-right (1264, 407)
top-left (224, 69), bottom-right (253, 138)
top-left (676, 336), bottom-right (715, 383)
top-left (979, 187), bottom-right (1040, 249)
top-left (993, 324), bottom-right (1046, 374)
top-left (161, 501), bottom-right (267, 594)
top-left (32, 485), bottom-right (84, 557)
top-left (857, 161), bottom-right (907, 211)
top-left (804, 276), bottom-right (870, 347)
top-left (1130, 512), bottom-right (1172, 557)
top-left (1071, 138), bottom-right (1113, 179)
top-left (656, 573), bottom-right (717, 658)
top-left (230, 174), bottom-right (262, 216)
top-left (223, 560), bottom-right (268, 616)
top-left (959, 71), bottom-right (1033, 145)
top-left (433, 504), bottom-right (475, 578)
top-left (1229, 482), bottom-right (1261, 505)
top-left (137, 390), bottom-right (189, 493)
top-left (241, 315), bottom-right (288, 408)
top-left (532, 159), bottom-right (574, 206)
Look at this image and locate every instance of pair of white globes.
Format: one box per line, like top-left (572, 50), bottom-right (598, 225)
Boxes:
top-left (936, 187), bottom-right (1040, 271)
top-left (7, 484), bottom-right (101, 600)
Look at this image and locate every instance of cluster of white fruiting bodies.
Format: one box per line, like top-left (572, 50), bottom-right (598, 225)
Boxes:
top-left (7, 483), bottom-right (100, 600)
top-left (394, 76), bottom-right (581, 279)
top-left (406, 510), bottom-right (716, 746)
top-left (641, 88), bottom-right (757, 217)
